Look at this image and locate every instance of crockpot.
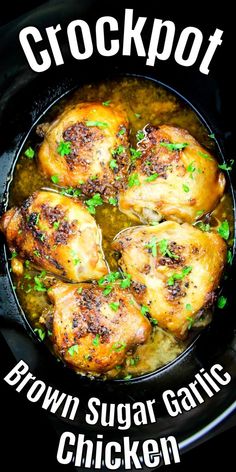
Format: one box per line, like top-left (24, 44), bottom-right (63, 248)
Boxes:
top-left (0, 1), bottom-right (235, 469)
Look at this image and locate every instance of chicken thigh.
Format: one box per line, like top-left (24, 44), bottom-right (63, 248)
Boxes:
top-left (43, 281), bottom-right (151, 374)
top-left (112, 221), bottom-right (227, 339)
top-left (119, 125), bottom-right (225, 223)
top-left (37, 102), bottom-right (130, 200)
top-left (0, 191), bottom-right (107, 282)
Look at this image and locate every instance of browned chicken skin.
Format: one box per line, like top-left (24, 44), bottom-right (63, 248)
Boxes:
top-left (0, 191), bottom-right (107, 282)
top-left (112, 221), bottom-right (227, 339)
top-left (43, 281), bottom-right (151, 374)
top-left (37, 102), bottom-right (130, 200)
top-left (119, 125), bottom-right (225, 223)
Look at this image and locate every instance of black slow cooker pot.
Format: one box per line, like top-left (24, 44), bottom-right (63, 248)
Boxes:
top-left (0, 1), bottom-right (235, 470)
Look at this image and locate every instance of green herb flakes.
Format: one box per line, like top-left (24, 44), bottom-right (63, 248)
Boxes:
top-left (102, 100), bottom-right (111, 106)
top-left (34, 328), bottom-right (46, 341)
top-left (160, 142), bottom-right (188, 151)
top-left (128, 173), bottom-right (140, 187)
top-left (217, 296), bottom-right (227, 309)
top-left (93, 334), bottom-right (100, 346)
top-left (85, 193), bottom-right (103, 214)
top-left (85, 120), bottom-right (108, 128)
top-left (217, 220), bottom-right (230, 240)
top-left (167, 266), bottom-right (192, 286)
top-left (24, 147), bottom-right (35, 159)
top-left (51, 175), bottom-right (59, 184)
top-left (109, 302), bottom-right (120, 312)
top-left (109, 197), bottom-right (118, 206)
top-left (145, 173), bottom-right (159, 182)
top-left (68, 344), bottom-right (79, 356)
top-left (57, 140), bottom-right (71, 156)
top-left (183, 184), bottom-right (190, 193)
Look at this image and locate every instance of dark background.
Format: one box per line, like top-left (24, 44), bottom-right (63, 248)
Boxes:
top-left (0, 1), bottom-right (235, 471)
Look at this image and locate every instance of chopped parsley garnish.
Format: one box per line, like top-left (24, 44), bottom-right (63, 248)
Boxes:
top-left (53, 221), bottom-right (60, 230)
top-left (145, 173), bottom-right (159, 182)
top-left (93, 334), bottom-right (100, 346)
top-left (90, 175), bottom-right (98, 181)
top-left (129, 356), bottom-right (140, 366)
top-left (112, 145), bottom-right (125, 156)
top-left (198, 151), bottom-right (213, 161)
top-left (98, 272), bottom-right (121, 285)
top-left (51, 175), bottom-right (59, 184)
top-left (85, 120), bottom-right (108, 128)
top-left (118, 128), bottom-right (125, 136)
top-left (24, 147), bottom-right (35, 159)
top-left (10, 250), bottom-right (18, 260)
top-left (217, 220), bottom-right (230, 240)
top-left (158, 239), bottom-right (179, 259)
top-left (141, 305), bottom-right (149, 316)
top-left (183, 184), bottom-right (190, 193)
top-left (77, 287), bottom-right (83, 294)
top-left (130, 148), bottom-right (142, 161)
top-left (112, 342), bottom-right (126, 352)
top-left (34, 328), bottom-right (46, 341)
top-left (98, 271), bottom-right (131, 293)
top-left (160, 142), bottom-right (188, 151)
top-left (24, 273), bottom-right (31, 280)
top-left (102, 285), bottom-right (113, 296)
top-left (109, 159), bottom-right (118, 170)
top-left (150, 318), bottom-right (158, 326)
top-left (109, 197), bottom-right (118, 206)
top-left (134, 113), bottom-right (141, 118)
top-left (25, 260), bottom-right (30, 268)
top-left (85, 193), bottom-right (103, 214)
top-left (109, 302), bottom-right (120, 312)
top-left (150, 221), bottom-right (159, 226)
top-left (120, 274), bottom-right (132, 289)
top-left (128, 173), bottom-right (140, 187)
top-left (123, 374), bottom-right (132, 380)
top-left (217, 296), bottom-right (227, 309)
top-left (68, 344), bottom-right (79, 356)
top-left (34, 275), bottom-right (47, 292)
top-left (33, 250), bottom-right (41, 258)
top-left (71, 250), bottom-right (80, 266)
top-left (194, 221), bottom-right (211, 232)
top-left (186, 316), bottom-right (194, 329)
top-left (57, 140), bottom-right (72, 156)
top-left (186, 161), bottom-right (201, 179)
top-left (60, 187), bottom-right (81, 197)
top-left (145, 236), bottom-right (157, 257)
top-left (227, 249), bottom-right (233, 265)
top-left (186, 303), bottom-right (192, 311)
top-left (195, 209), bottom-right (205, 218)
top-left (136, 130), bottom-right (145, 141)
top-left (102, 100), bottom-right (111, 106)
top-left (218, 160), bottom-right (234, 171)
top-left (167, 266), bottom-right (192, 286)
top-left (208, 133), bottom-right (216, 140)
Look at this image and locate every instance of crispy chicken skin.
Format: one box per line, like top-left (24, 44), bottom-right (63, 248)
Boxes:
top-left (119, 125), bottom-right (225, 223)
top-left (44, 282), bottom-right (151, 373)
top-left (37, 102), bottom-right (130, 200)
top-left (112, 221), bottom-right (227, 339)
top-left (0, 191), bottom-right (107, 282)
